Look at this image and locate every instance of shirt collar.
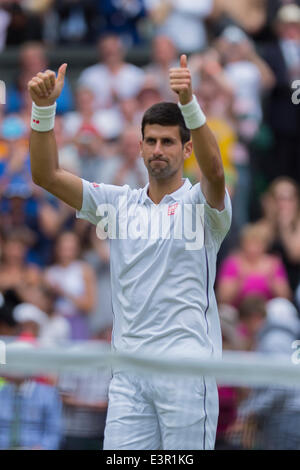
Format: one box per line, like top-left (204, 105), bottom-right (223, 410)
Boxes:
top-left (140, 178), bottom-right (192, 205)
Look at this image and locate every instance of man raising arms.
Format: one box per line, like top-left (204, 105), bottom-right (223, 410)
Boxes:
top-left (28, 55), bottom-right (231, 450)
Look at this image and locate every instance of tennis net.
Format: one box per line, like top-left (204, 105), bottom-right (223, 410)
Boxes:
top-left (1, 338), bottom-right (300, 450)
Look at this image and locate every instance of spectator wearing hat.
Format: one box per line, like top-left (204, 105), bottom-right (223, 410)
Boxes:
top-left (21, 285), bottom-right (71, 346)
top-left (13, 302), bottom-right (47, 340)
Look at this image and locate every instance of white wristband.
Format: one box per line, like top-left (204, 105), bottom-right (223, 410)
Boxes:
top-left (178, 94), bottom-right (206, 130)
top-left (31, 101), bottom-right (57, 132)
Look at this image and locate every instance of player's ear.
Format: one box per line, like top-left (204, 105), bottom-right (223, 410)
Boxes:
top-left (183, 140), bottom-right (193, 160)
top-left (139, 139), bottom-right (144, 158)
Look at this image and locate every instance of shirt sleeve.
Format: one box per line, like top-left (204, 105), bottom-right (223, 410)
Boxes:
top-left (76, 178), bottom-right (130, 226)
top-left (190, 183), bottom-right (232, 247)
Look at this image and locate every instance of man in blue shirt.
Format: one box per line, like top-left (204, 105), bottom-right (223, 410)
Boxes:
top-left (0, 376), bottom-right (62, 450)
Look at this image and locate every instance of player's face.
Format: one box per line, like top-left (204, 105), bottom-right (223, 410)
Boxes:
top-left (140, 124), bottom-right (191, 180)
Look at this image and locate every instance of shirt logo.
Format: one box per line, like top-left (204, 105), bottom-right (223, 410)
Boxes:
top-left (168, 202), bottom-right (178, 216)
top-left (92, 182), bottom-right (100, 188)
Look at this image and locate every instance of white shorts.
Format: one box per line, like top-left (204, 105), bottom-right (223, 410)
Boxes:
top-left (103, 372), bottom-right (219, 450)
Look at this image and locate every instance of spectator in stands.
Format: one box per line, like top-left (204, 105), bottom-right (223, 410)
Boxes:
top-left (214, 0), bottom-right (268, 38)
top-left (216, 304), bottom-right (245, 450)
top-left (100, 126), bottom-right (148, 188)
top-left (53, 0), bottom-right (98, 44)
top-left (20, 285), bottom-right (71, 346)
top-left (1, 0), bottom-right (43, 46)
top-left (219, 303), bottom-right (244, 351)
top-left (13, 302), bottom-right (47, 340)
top-left (96, 0), bottom-right (147, 47)
top-left (237, 296), bottom-right (267, 351)
top-left (44, 231), bottom-right (96, 340)
top-left (217, 223), bottom-right (291, 307)
top-left (0, 3), bottom-right (11, 52)
top-left (78, 34), bottom-right (145, 110)
top-left (0, 182), bottom-right (74, 268)
top-left (235, 298), bottom-right (300, 450)
top-left (63, 85), bottom-right (123, 145)
top-left (84, 231), bottom-right (113, 335)
top-left (145, 35), bottom-right (178, 101)
top-left (188, 48), bottom-right (236, 190)
top-left (59, 357), bottom-right (110, 449)
top-left (0, 232), bottom-right (41, 301)
top-left (145, 0), bottom-right (216, 53)
top-left (70, 123), bottom-right (104, 184)
top-left (135, 76), bottom-right (163, 119)
top-left (0, 374), bottom-right (62, 449)
top-left (6, 41), bottom-right (73, 115)
top-left (59, 368), bottom-right (109, 450)
top-left (248, 0), bottom-right (300, 43)
top-left (58, 326), bottom-right (111, 450)
top-left (256, 177), bottom-right (300, 293)
top-left (262, 4), bottom-right (300, 183)
top-left (0, 115), bottom-right (31, 196)
top-left (214, 25), bottom-right (275, 225)
top-left (54, 115), bottom-right (80, 176)
top-left (0, 294), bottom-right (18, 337)
top-left (0, 117), bottom-right (72, 268)
top-left (215, 26), bottom-right (275, 136)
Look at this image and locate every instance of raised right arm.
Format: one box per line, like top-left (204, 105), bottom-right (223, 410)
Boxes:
top-left (28, 64), bottom-right (83, 211)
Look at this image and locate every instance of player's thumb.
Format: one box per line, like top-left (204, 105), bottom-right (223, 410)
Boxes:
top-left (180, 54), bottom-right (187, 69)
top-left (57, 63), bottom-right (68, 84)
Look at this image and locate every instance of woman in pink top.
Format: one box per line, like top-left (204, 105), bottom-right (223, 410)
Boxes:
top-left (217, 223), bottom-right (291, 307)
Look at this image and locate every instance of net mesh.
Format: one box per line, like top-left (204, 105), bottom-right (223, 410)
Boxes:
top-left (1, 338), bottom-right (300, 450)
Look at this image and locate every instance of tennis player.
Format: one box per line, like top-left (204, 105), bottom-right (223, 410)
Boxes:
top-left (28, 55), bottom-right (231, 450)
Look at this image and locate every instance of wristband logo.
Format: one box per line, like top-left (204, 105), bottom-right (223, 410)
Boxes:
top-left (291, 80), bottom-right (300, 105)
top-left (0, 80), bottom-right (5, 105)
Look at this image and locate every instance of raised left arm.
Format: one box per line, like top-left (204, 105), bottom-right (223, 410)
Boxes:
top-left (170, 54), bottom-right (225, 210)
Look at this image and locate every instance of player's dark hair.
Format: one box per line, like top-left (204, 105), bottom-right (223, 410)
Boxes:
top-left (141, 102), bottom-right (190, 145)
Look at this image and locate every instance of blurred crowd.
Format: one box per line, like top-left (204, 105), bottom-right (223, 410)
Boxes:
top-left (1, 0), bottom-right (300, 450)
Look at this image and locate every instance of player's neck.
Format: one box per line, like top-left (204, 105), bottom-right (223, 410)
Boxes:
top-left (148, 175), bottom-right (184, 204)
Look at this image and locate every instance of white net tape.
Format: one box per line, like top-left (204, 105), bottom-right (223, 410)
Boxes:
top-left (1, 339), bottom-right (300, 387)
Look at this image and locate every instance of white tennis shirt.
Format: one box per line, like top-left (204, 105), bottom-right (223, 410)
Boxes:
top-left (77, 177), bottom-right (232, 360)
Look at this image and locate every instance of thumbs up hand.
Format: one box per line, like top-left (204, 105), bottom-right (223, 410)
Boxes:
top-left (169, 54), bottom-right (193, 105)
top-left (27, 63), bottom-right (68, 107)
